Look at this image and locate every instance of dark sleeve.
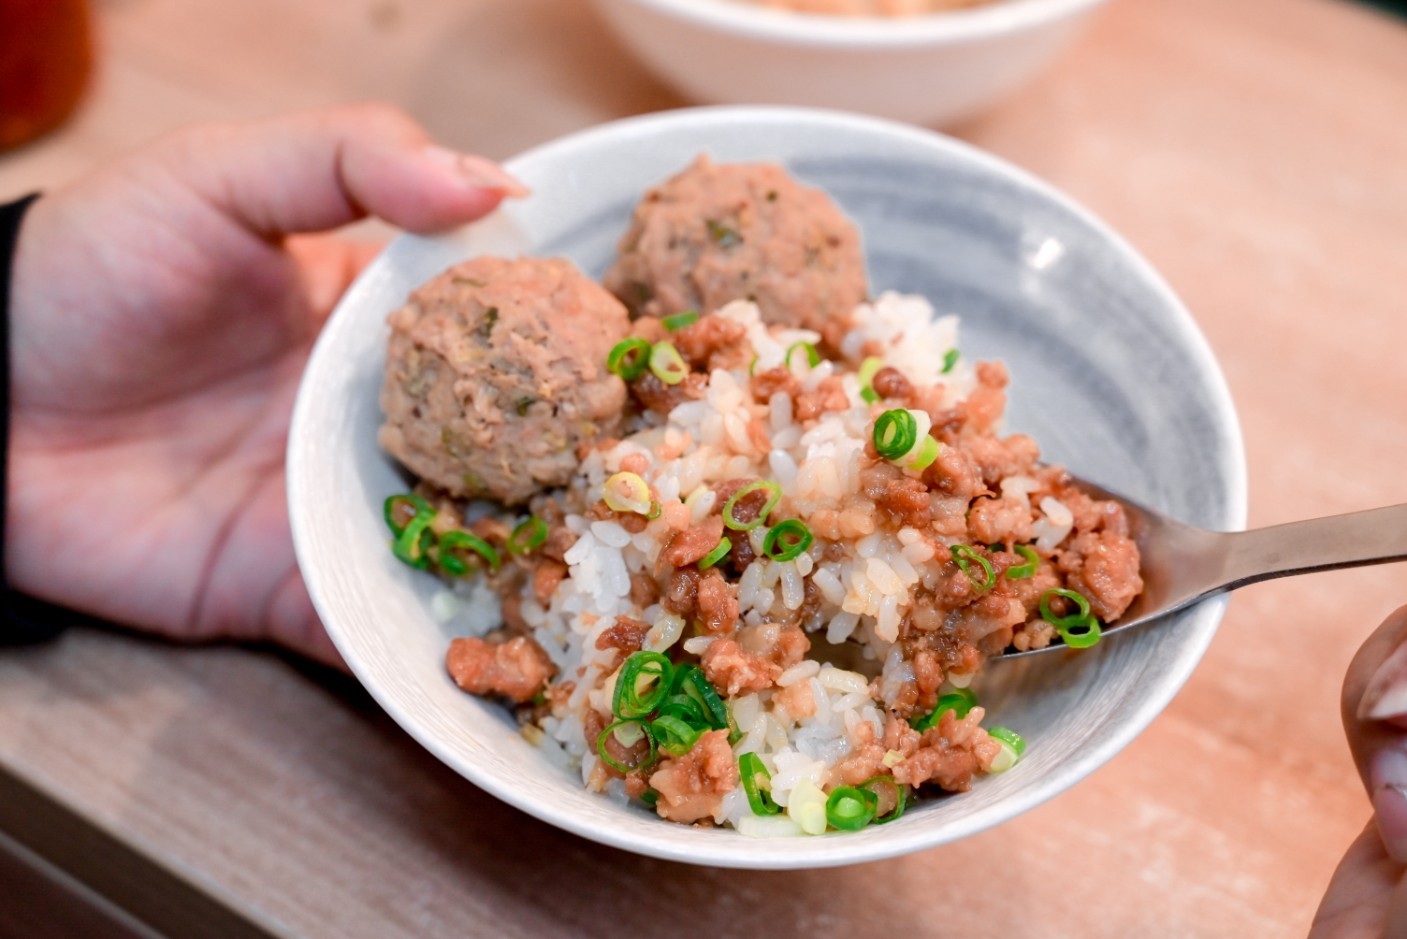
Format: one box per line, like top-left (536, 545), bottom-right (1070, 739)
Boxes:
top-left (2, 194), bottom-right (69, 644)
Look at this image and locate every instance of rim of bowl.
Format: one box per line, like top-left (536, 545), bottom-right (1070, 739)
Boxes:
top-left (289, 105), bottom-right (1247, 869)
top-left (601, 0), bottom-right (1110, 49)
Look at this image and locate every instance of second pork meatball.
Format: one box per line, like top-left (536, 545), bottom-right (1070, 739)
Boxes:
top-left (379, 256), bottom-right (630, 504)
top-left (603, 155), bottom-right (869, 333)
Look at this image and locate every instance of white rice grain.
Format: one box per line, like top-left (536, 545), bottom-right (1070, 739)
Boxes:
top-left (777, 660), bottom-right (821, 687)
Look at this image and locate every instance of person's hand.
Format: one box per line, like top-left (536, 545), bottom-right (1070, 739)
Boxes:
top-left (1312, 605), bottom-right (1407, 938)
top-left (6, 104), bottom-right (525, 667)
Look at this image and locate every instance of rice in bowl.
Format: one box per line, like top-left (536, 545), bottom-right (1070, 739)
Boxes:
top-left (377, 157), bottom-right (1143, 835)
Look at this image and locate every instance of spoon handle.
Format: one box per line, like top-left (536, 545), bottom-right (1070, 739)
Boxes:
top-left (1217, 503), bottom-right (1407, 591)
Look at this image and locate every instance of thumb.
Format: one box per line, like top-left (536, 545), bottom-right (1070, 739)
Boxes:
top-left (161, 103), bottom-right (528, 237)
top-left (1344, 603), bottom-right (1407, 863)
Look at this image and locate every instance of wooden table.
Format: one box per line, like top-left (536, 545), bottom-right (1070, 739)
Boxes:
top-left (3, 0), bottom-right (1405, 935)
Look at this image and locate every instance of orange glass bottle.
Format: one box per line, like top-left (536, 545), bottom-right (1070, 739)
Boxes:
top-left (0, 0), bottom-right (94, 151)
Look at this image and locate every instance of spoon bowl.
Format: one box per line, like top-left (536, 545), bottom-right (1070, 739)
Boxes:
top-left (1004, 480), bottom-right (1407, 659)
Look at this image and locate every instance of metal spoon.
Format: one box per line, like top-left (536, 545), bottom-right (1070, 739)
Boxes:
top-left (1000, 480), bottom-right (1407, 658)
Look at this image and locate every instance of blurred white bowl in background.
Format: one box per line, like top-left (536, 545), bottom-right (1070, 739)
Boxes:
top-left (589, 0), bottom-right (1109, 127)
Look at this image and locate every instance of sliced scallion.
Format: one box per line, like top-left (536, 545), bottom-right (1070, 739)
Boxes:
top-left (1039, 587), bottom-right (1092, 629)
top-left (857, 356), bottom-right (883, 405)
top-left (507, 516), bottom-right (548, 555)
top-left (987, 725), bottom-right (1026, 773)
top-left (436, 530), bottom-right (501, 575)
top-left (786, 341), bottom-right (820, 370)
top-left (650, 714), bottom-right (703, 757)
top-left (603, 471), bottom-right (652, 515)
top-left (1040, 588), bottom-right (1102, 649)
top-left (390, 502), bottom-right (436, 570)
top-left (762, 519), bottom-right (813, 562)
top-left (739, 752), bottom-right (781, 816)
top-left (908, 435), bottom-right (940, 471)
top-left (873, 409), bottom-right (917, 461)
top-left (595, 719), bottom-right (657, 774)
top-left (656, 694), bottom-right (708, 728)
top-left (1005, 544), bottom-right (1039, 579)
top-left (950, 544), bottom-right (994, 591)
top-left (662, 310), bottom-right (699, 331)
top-left (1058, 615), bottom-right (1103, 649)
top-left (722, 480), bottom-right (782, 531)
top-left (825, 785), bottom-right (879, 832)
top-left (941, 348), bottom-right (960, 374)
top-left (612, 651), bottom-right (673, 719)
top-left (606, 337), bottom-right (651, 381)
top-left (671, 664), bottom-right (730, 732)
top-left (698, 536), bottom-right (732, 570)
top-left (910, 687), bottom-right (979, 733)
top-left (859, 775), bottom-right (907, 824)
top-left (384, 493), bottom-right (428, 536)
top-left (649, 341), bottom-right (689, 385)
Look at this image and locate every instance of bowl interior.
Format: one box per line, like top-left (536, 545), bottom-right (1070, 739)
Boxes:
top-left (287, 105), bottom-right (1245, 869)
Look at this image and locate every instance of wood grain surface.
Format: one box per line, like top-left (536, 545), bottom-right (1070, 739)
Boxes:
top-left (2, 0), bottom-right (1406, 935)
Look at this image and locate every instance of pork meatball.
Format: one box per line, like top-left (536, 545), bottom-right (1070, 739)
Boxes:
top-left (379, 256), bottom-right (630, 504)
top-left (603, 155), bottom-right (868, 333)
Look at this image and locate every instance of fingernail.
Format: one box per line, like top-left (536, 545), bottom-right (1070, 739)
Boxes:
top-left (423, 146), bottom-right (530, 198)
top-left (1358, 638), bottom-right (1407, 721)
top-left (1371, 748), bottom-right (1407, 863)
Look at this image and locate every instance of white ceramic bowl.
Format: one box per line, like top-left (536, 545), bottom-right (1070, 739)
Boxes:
top-left (288, 105), bottom-right (1245, 869)
top-left (590, 0), bottom-right (1109, 127)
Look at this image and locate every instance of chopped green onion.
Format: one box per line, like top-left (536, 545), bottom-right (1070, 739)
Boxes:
top-left (390, 502), bottom-right (436, 570)
top-left (596, 719), bottom-right (657, 774)
top-left (1039, 587), bottom-right (1092, 629)
top-left (671, 664), bottom-right (730, 732)
top-left (649, 341), bottom-right (689, 385)
top-left (722, 480), bottom-right (782, 531)
top-left (762, 519), bottom-right (813, 562)
top-left (662, 310), bottom-right (699, 331)
top-left (873, 408), bottom-right (938, 471)
top-left (1040, 588), bottom-right (1102, 649)
top-left (910, 687), bottom-right (979, 732)
top-left (611, 719), bottom-right (647, 748)
top-left (859, 775), bottom-right (907, 824)
top-left (1058, 615), bottom-right (1103, 649)
top-left (647, 500), bottom-right (663, 520)
top-left (656, 694), bottom-right (708, 728)
top-left (857, 356), bottom-right (883, 403)
top-left (786, 341), bottom-right (821, 370)
top-left (873, 409), bottom-right (917, 461)
top-left (650, 714), bottom-right (703, 756)
top-left (1005, 544), bottom-right (1039, 579)
top-left (950, 544), bottom-right (994, 591)
top-left (788, 779), bottom-right (829, 835)
top-left (606, 337), bottom-right (651, 381)
top-left (383, 494), bottom-right (428, 536)
top-left (603, 471), bottom-right (652, 515)
top-left (908, 435), bottom-right (940, 471)
top-left (507, 517), bottom-right (548, 555)
top-left (640, 789), bottom-right (659, 808)
top-left (739, 752), bottom-right (781, 816)
top-left (987, 725), bottom-right (1026, 773)
top-left (612, 651), bottom-right (673, 719)
top-left (825, 786), bottom-right (879, 832)
top-left (699, 536), bottom-right (733, 570)
top-left (941, 348), bottom-right (960, 374)
top-left (436, 530), bottom-right (501, 576)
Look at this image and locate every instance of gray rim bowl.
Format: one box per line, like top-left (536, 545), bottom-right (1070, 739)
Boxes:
top-left (287, 105), bottom-right (1247, 869)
